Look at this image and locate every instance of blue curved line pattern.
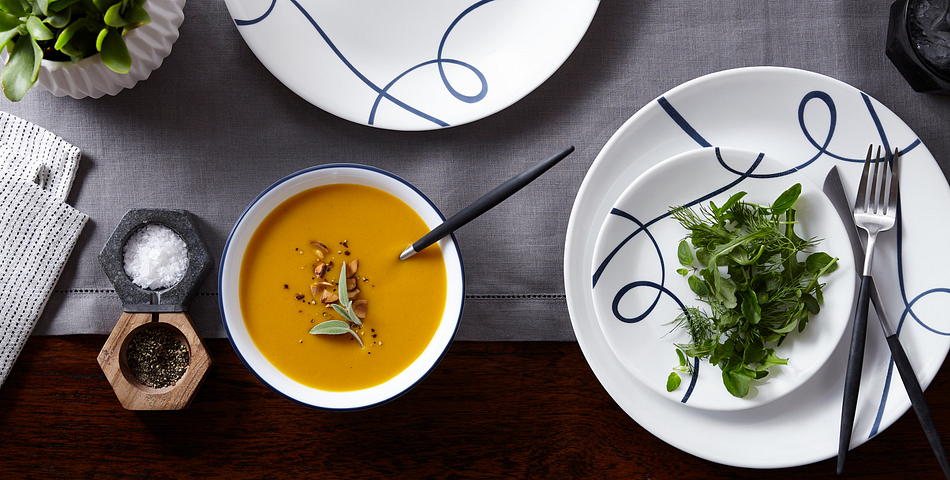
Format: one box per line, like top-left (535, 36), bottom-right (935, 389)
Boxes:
top-left (798, 91), bottom-right (843, 165)
top-left (607, 214), bottom-right (665, 324)
top-left (795, 91), bottom-right (922, 165)
top-left (658, 97), bottom-right (711, 148)
top-left (368, 57), bottom-right (486, 125)
top-left (597, 90), bottom-right (945, 411)
top-left (232, 0), bottom-right (495, 127)
top-left (437, 0), bottom-right (492, 103)
top-left (234, 0), bottom-right (276, 25)
top-left (611, 280), bottom-right (700, 402)
top-left (613, 281), bottom-right (668, 324)
top-left (715, 150), bottom-right (796, 179)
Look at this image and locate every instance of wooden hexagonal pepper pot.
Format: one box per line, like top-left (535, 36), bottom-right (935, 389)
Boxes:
top-left (98, 312), bottom-right (212, 410)
top-left (97, 209), bottom-right (214, 410)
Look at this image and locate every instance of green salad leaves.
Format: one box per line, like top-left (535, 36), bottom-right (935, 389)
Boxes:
top-left (667, 184), bottom-right (838, 398)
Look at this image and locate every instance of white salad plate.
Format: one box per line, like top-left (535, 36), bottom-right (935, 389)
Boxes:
top-left (591, 146), bottom-right (855, 412)
top-left (565, 67), bottom-right (950, 468)
top-left (223, 0), bottom-right (599, 130)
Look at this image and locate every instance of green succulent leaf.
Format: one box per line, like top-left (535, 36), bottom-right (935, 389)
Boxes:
top-left (123, 3), bottom-right (148, 27)
top-left (48, 0), bottom-right (81, 13)
top-left (95, 25), bottom-right (105, 49)
top-left (97, 27), bottom-right (130, 73)
top-left (102, 2), bottom-right (125, 27)
top-left (54, 16), bottom-right (92, 49)
top-left (0, 0), bottom-right (27, 17)
top-left (0, 10), bottom-right (20, 31)
top-left (26, 15), bottom-right (52, 41)
top-left (46, 7), bottom-right (70, 28)
top-left (91, 0), bottom-right (115, 13)
top-left (1, 33), bottom-right (40, 101)
top-left (0, 28), bottom-right (16, 48)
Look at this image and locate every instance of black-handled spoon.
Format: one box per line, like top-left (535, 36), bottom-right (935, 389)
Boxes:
top-left (399, 146), bottom-right (574, 260)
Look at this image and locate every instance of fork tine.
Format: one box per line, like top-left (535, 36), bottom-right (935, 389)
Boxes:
top-left (876, 147), bottom-right (888, 214)
top-left (887, 147), bottom-right (900, 215)
top-left (855, 145), bottom-right (874, 212)
top-left (868, 146), bottom-right (888, 214)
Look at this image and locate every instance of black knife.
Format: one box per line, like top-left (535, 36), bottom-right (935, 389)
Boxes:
top-left (823, 166), bottom-right (949, 478)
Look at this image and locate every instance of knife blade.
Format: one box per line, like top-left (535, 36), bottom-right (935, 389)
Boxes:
top-left (823, 166), bottom-right (949, 479)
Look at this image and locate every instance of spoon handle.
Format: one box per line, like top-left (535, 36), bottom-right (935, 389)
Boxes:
top-left (400, 146), bottom-right (574, 260)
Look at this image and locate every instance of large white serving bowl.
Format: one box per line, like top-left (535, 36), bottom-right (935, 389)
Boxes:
top-left (219, 164), bottom-right (465, 410)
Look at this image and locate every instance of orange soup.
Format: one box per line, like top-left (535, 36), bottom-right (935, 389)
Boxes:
top-left (239, 184), bottom-right (447, 391)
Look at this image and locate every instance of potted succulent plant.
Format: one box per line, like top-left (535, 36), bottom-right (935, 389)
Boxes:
top-left (0, 0), bottom-right (150, 101)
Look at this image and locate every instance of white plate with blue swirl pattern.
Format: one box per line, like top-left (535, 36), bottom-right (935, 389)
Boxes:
top-left (223, 0), bottom-right (599, 130)
top-left (591, 146), bottom-right (855, 411)
top-left (564, 67), bottom-right (950, 468)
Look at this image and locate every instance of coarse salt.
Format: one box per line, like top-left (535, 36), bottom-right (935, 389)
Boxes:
top-left (123, 224), bottom-right (189, 290)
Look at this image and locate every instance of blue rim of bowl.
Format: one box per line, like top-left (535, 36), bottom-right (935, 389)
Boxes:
top-left (218, 163), bottom-right (466, 411)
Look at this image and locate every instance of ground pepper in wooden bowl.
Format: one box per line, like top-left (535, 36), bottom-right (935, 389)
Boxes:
top-left (125, 326), bottom-right (190, 389)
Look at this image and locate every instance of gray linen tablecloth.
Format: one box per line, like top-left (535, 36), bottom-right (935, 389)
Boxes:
top-left (4, 0), bottom-right (949, 340)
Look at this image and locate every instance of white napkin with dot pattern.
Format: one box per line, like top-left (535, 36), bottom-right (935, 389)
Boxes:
top-left (0, 112), bottom-right (87, 388)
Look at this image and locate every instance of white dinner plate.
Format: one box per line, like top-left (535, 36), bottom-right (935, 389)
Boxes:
top-left (564, 67), bottom-right (950, 468)
top-left (592, 147), bottom-right (855, 411)
top-left (223, 0), bottom-right (599, 130)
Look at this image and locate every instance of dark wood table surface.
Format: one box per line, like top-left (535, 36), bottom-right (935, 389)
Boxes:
top-left (1, 336), bottom-right (947, 479)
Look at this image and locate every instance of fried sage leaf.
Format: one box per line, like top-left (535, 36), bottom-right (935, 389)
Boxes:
top-left (310, 319), bottom-right (364, 347)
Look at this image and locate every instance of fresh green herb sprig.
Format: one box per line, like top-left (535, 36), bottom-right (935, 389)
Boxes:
top-left (667, 184), bottom-right (838, 398)
top-left (310, 261), bottom-right (364, 347)
top-left (0, 0), bottom-right (151, 101)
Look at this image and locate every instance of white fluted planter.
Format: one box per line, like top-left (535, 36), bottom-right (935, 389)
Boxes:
top-left (34, 0), bottom-right (185, 99)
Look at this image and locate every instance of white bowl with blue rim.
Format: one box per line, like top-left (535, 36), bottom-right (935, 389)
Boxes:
top-left (219, 164), bottom-right (465, 409)
top-left (590, 147), bottom-right (855, 411)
